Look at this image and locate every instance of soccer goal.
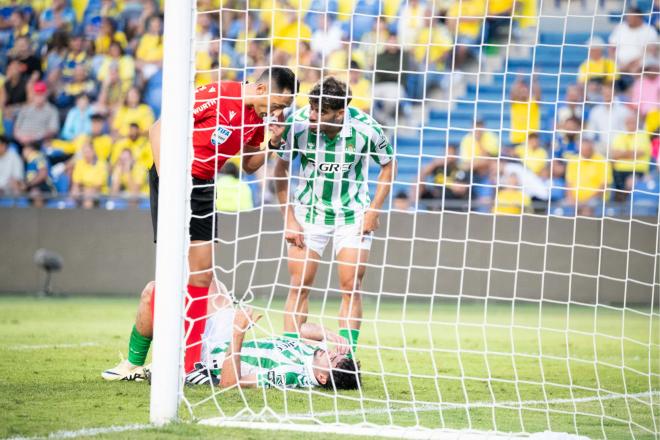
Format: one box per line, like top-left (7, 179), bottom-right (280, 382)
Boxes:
top-left (151, 0), bottom-right (659, 438)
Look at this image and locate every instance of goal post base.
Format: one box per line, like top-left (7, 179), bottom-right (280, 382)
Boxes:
top-left (198, 419), bottom-right (589, 440)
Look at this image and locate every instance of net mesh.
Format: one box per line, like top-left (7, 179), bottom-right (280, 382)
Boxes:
top-left (177, 0), bottom-right (659, 437)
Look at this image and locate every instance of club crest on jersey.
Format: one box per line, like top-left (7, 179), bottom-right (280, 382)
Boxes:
top-left (318, 162), bottom-right (351, 173)
top-left (346, 141), bottom-right (355, 152)
top-left (211, 126), bottom-right (232, 146)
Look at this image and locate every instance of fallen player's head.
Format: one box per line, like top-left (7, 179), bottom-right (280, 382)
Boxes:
top-left (249, 67), bottom-right (298, 119)
top-left (308, 77), bottom-right (352, 134)
top-left (312, 349), bottom-right (361, 390)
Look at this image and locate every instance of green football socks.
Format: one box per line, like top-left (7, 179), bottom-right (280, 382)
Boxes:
top-left (339, 328), bottom-right (360, 358)
top-left (127, 325), bottom-right (152, 366)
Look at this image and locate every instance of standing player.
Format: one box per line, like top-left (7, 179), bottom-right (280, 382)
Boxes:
top-left (103, 67), bottom-right (298, 379)
top-left (272, 77), bottom-right (396, 357)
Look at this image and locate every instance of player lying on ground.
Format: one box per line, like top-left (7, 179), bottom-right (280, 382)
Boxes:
top-left (147, 67), bottom-right (297, 373)
top-left (187, 289), bottom-right (361, 390)
top-left (102, 279), bottom-right (360, 391)
top-left (272, 77), bottom-right (396, 357)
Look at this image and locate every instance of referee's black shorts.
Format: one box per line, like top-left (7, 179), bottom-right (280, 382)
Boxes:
top-left (148, 165), bottom-right (217, 243)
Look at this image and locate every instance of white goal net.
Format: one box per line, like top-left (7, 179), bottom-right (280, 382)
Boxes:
top-left (154, 0), bottom-right (660, 438)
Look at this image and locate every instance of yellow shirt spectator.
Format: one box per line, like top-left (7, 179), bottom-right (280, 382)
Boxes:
top-left (112, 161), bottom-right (149, 195)
top-left (111, 135), bottom-right (153, 169)
top-left (448, 0), bottom-right (485, 39)
top-left (136, 34), bottom-right (164, 63)
top-left (273, 14), bottom-right (312, 56)
top-left (578, 57), bottom-right (617, 84)
top-left (215, 174), bottom-right (254, 212)
top-left (97, 55), bottom-right (136, 93)
top-left (195, 50), bottom-right (213, 87)
top-left (73, 134), bottom-right (114, 163)
top-left (72, 158), bottom-right (109, 192)
top-left (565, 152), bottom-right (611, 202)
top-left (611, 132), bottom-right (652, 173)
top-left (112, 104), bottom-right (155, 137)
top-left (349, 77), bottom-right (372, 113)
top-left (514, 142), bottom-right (548, 175)
top-left (459, 130), bottom-right (499, 165)
top-left (95, 31), bottom-right (128, 55)
top-left (488, 0), bottom-right (514, 15)
top-left (510, 101), bottom-right (540, 144)
top-left (494, 188), bottom-right (531, 215)
top-left (414, 26), bottom-right (453, 65)
top-left (645, 109), bottom-right (659, 134)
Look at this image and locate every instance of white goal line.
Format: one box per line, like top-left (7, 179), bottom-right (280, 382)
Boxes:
top-left (201, 390), bottom-right (659, 423)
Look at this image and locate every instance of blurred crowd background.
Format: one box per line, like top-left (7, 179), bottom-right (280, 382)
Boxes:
top-left (0, 0), bottom-right (657, 217)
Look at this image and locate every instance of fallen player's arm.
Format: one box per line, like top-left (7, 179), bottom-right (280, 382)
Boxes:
top-left (300, 322), bottom-right (350, 355)
top-left (219, 308), bottom-right (260, 388)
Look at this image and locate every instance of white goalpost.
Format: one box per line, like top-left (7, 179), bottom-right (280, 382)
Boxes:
top-left (151, 0), bottom-right (659, 438)
top-left (149, 0), bottom-right (195, 425)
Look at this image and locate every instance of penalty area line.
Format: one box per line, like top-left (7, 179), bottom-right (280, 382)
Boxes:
top-left (4, 342), bottom-right (99, 350)
top-left (4, 424), bottom-right (152, 440)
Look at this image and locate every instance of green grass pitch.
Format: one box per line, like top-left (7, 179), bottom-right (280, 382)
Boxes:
top-left (0, 295), bottom-right (658, 439)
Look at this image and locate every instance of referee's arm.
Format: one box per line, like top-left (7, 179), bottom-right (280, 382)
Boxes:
top-left (149, 119), bottom-right (161, 174)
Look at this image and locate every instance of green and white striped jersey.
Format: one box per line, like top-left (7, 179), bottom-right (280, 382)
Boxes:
top-left (209, 337), bottom-right (322, 388)
top-left (277, 106), bottom-right (394, 226)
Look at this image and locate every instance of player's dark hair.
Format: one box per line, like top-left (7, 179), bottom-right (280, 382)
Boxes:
top-left (256, 67), bottom-right (299, 95)
top-left (322, 357), bottom-right (361, 391)
top-left (309, 77), bottom-right (352, 111)
top-left (0, 135), bottom-right (9, 145)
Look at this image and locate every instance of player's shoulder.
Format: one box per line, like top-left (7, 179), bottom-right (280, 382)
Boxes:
top-left (347, 107), bottom-right (385, 138)
top-left (285, 106), bottom-right (311, 133)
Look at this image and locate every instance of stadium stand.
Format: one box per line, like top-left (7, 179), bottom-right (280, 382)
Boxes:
top-left (0, 0), bottom-right (657, 217)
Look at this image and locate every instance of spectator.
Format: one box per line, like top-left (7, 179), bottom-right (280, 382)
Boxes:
top-left (57, 64), bottom-right (96, 109)
top-left (43, 30), bottom-right (70, 79)
top-left (586, 83), bottom-right (633, 157)
top-left (417, 144), bottom-right (471, 210)
top-left (71, 141), bottom-right (108, 209)
top-left (646, 108), bottom-right (660, 161)
top-left (514, 132), bottom-right (548, 176)
top-left (111, 87), bottom-right (155, 137)
top-left (509, 77), bottom-right (540, 145)
top-left (110, 148), bottom-right (148, 199)
top-left (578, 37), bottom-right (617, 86)
top-left (545, 159), bottom-right (567, 203)
top-left (565, 137), bottom-right (611, 216)
top-left (459, 119), bottom-right (499, 177)
top-left (446, 0), bottom-right (485, 67)
top-left (39, 0), bottom-right (76, 42)
top-left (215, 162), bottom-right (254, 212)
top-left (8, 36), bottom-right (42, 82)
top-left (13, 81), bottom-right (60, 150)
top-left (61, 33), bottom-right (88, 82)
top-left (295, 68), bottom-right (321, 110)
top-left (628, 59), bottom-right (660, 118)
top-left (493, 172), bottom-right (531, 215)
top-left (273, 11), bottom-right (312, 57)
top-left (111, 122), bottom-right (152, 169)
top-left (310, 13), bottom-right (344, 58)
top-left (21, 143), bottom-right (55, 208)
top-left (0, 136), bottom-right (23, 195)
top-left (61, 94), bottom-right (93, 141)
top-left (397, 0), bottom-right (426, 48)
top-left (557, 85), bottom-right (584, 128)
top-left (96, 64), bottom-right (125, 113)
top-left (608, 6), bottom-right (659, 76)
top-left (8, 9), bottom-right (31, 47)
top-left (3, 60), bottom-right (28, 117)
top-left (76, 113), bottom-right (113, 163)
top-left (373, 34), bottom-right (412, 127)
top-left (392, 190), bottom-right (412, 211)
top-left (412, 8), bottom-right (452, 72)
top-left (135, 14), bottom-right (164, 81)
top-left (610, 115), bottom-right (652, 199)
top-left (485, 0), bottom-right (515, 43)
top-left (553, 116), bottom-right (581, 158)
top-left (95, 17), bottom-right (127, 56)
top-left (630, 163), bottom-right (659, 214)
top-left (97, 41), bottom-right (136, 95)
